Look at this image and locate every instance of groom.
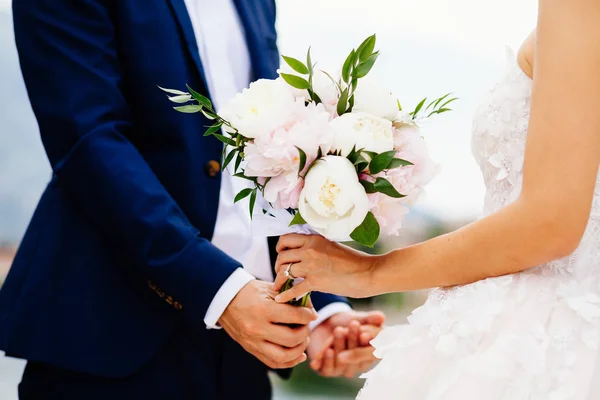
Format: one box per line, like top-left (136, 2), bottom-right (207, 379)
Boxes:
top-left (0, 0), bottom-right (384, 398)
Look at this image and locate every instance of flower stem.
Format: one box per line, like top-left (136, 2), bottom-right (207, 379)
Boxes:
top-left (280, 278), bottom-right (311, 308)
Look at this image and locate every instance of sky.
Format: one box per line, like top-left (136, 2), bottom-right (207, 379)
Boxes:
top-left (0, 0), bottom-right (538, 242)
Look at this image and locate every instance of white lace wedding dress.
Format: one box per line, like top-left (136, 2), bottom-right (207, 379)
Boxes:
top-left (358, 51), bottom-right (600, 400)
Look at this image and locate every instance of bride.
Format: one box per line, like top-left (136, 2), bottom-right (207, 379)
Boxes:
top-left (273, 0), bottom-right (600, 398)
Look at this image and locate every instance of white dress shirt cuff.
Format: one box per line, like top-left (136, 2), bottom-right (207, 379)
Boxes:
top-left (204, 268), bottom-right (256, 329)
top-left (310, 302), bottom-right (353, 330)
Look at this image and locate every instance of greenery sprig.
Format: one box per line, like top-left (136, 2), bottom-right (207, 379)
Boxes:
top-left (410, 92), bottom-right (458, 120)
top-left (158, 84), bottom-right (261, 218)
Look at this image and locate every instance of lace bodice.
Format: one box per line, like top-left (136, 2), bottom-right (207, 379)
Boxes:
top-left (471, 52), bottom-right (600, 277)
top-left (471, 55), bottom-right (532, 215)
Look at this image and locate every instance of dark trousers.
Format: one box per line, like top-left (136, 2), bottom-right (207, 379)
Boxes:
top-left (18, 324), bottom-right (272, 400)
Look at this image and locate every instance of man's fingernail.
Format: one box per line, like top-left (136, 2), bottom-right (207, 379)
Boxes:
top-left (275, 295), bottom-right (282, 302)
top-left (339, 353), bottom-right (349, 362)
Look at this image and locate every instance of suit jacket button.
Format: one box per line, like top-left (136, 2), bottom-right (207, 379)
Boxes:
top-left (205, 160), bottom-right (221, 178)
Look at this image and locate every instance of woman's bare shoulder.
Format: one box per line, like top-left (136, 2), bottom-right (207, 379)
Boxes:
top-left (517, 30), bottom-right (536, 79)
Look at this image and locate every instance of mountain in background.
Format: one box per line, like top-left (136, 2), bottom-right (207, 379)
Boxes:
top-left (0, 10), bottom-right (51, 244)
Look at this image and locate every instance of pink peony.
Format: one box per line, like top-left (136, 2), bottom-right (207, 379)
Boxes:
top-left (263, 172), bottom-right (304, 209)
top-left (244, 100), bottom-right (333, 178)
top-left (244, 100), bottom-right (334, 209)
top-left (368, 192), bottom-right (409, 236)
top-left (393, 124), bottom-right (439, 188)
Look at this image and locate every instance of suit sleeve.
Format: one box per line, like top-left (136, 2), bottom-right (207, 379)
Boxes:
top-left (12, 0), bottom-right (241, 326)
top-left (311, 292), bottom-right (350, 312)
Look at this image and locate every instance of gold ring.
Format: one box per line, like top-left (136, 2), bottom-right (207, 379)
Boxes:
top-left (285, 263), bottom-right (297, 279)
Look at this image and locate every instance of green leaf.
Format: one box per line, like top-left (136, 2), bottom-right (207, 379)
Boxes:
top-left (354, 52), bottom-right (379, 78)
top-left (355, 161), bottom-right (369, 173)
top-left (356, 34), bottom-right (376, 62)
top-left (354, 153), bottom-right (368, 165)
top-left (296, 146), bottom-right (307, 173)
top-left (186, 84), bottom-right (212, 109)
top-left (166, 94), bottom-right (192, 104)
top-left (316, 146), bottom-right (323, 160)
top-left (369, 150), bottom-right (398, 175)
top-left (234, 188), bottom-right (253, 203)
top-left (426, 94), bottom-right (446, 111)
top-left (204, 123), bottom-right (223, 137)
top-left (397, 99), bottom-right (403, 111)
top-left (158, 86), bottom-right (188, 96)
top-left (249, 189), bottom-right (257, 219)
top-left (234, 172), bottom-right (255, 181)
top-left (234, 154), bottom-right (243, 173)
top-left (374, 177), bottom-right (405, 198)
top-left (360, 180), bottom-right (376, 194)
top-left (350, 212), bottom-right (380, 248)
top-left (223, 149), bottom-right (237, 170)
top-left (362, 150), bottom-right (378, 160)
top-left (347, 145), bottom-right (359, 164)
top-left (428, 108), bottom-right (453, 117)
top-left (201, 109), bottom-right (217, 120)
top-left (412, 97), bottom-right (427, 118)
top-left (282, 56), bottom-right (309, 75)
top-left (214, 134), bottom-right (236, 146)
top-left (280, 73), bottom-right (310, 90)
top-left (337, 88), bottom-right (349, 116)
top-left (348, 94), bottom-right (355, 113)
top-left (351, 78), bottom-right (358, 92)
top-left (307, 88), bottom-right (322, 104)
top-left (173, 105), bottom-right (202, 113)
top-left (388, 158), bottom-right (414, 169)
top-left (342, 49), bottom-right (356, 82)
top-left (432, 93), bottom-right (451, 110)
top-left (289, 212), bottom-right (307, 226)
top-left (438, 97), bottom-right (458, 110)
top-left (306, 47), bottom-right (313, 75)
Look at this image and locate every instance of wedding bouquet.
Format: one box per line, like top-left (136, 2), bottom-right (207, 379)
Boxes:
top-left (161, 35), bottom-right (454, 305)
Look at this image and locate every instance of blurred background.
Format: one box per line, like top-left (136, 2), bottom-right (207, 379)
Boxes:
top-left (0, 0), bottom-right (536, 398)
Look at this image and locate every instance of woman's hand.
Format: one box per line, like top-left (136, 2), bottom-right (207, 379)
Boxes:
top-left (272, 234), bottom-right (378, 303)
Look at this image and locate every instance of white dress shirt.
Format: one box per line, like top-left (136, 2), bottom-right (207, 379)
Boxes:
top-left (183, 0), bottom-right (351, 329)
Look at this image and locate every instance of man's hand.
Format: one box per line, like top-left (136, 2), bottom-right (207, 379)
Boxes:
top-left (219, 280), bottom-right (318, 369)
top-left (307, 310), bottom-right (385, 378)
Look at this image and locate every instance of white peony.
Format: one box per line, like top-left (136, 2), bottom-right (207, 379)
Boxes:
top-left (330, 112), bottom-right (394, 156)
top-left (352, 78), bottom-right (399, 121)
top-left (299, 156), bottom-right (369, 240)
top-left (218, 79), bottom-right (296, 139)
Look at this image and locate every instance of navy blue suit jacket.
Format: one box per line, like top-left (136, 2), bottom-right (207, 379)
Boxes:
top-left (0, 0), bottom-right (346, 379)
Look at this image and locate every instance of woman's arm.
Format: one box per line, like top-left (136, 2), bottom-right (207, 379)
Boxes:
top-left (273, 0), bottom-right (600, 301)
